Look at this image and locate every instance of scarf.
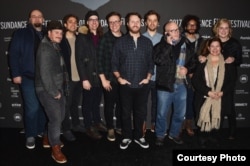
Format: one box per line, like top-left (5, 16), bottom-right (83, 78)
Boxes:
top-left (197, 53), bottom-right (225, 132)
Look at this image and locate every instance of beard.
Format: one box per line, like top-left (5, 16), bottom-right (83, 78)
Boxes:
top-left (33, 23), bottom-right (42, 28)
top-left (128, 26), bottom-right (140, 34)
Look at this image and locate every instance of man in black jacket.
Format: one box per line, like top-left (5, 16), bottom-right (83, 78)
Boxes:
top-left (153, 21), bottom-right (196, 146)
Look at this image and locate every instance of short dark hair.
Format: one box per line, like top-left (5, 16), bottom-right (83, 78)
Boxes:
top-left (125, 12), bottom-right (142, 25)
top-left (106, 11), bottom-right (121, 23)
top-left (181, 14), bottom-right (200, 33)
top-left (62, 14), bottom-right (79, 25)
top-left (144, 10), bottom-right (160, 23)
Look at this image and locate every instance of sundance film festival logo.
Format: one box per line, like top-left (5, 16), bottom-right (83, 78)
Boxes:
top-left (13, 113), bottom-right (22, 122)
top-left (70, 0), bottom-right (110, 10)
top-left (239, 74), bottom-right (248, 83)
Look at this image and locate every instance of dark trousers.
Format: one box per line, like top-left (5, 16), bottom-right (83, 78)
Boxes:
top-left (62, 81), bottom-right (82, 131)
top-left (146, 80), bottom-right (157, 123)
top-left (186, 86), bottom-right (195, 119)
top-left (82, 87), bottom-right (102, 128)
top-left (103, 81), bottom-right (121, 129)
top-left (37, 91), bottom-right (65, 146)
top-left (120, 84), bottom-right (149, 140)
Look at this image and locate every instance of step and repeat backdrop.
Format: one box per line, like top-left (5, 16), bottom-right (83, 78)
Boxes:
top-left (0, 0), bottom-right (250, 128)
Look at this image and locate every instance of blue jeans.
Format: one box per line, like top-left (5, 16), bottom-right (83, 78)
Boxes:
top-left (20, 77), bottom-right (47, 138)
top-left (37, 91), bottom-right (65, 146)
top-left (155, 83), bottom-right (186, 138)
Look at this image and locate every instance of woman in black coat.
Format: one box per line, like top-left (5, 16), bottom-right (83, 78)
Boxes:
top-left (192, 37), bottom-right (236, 148)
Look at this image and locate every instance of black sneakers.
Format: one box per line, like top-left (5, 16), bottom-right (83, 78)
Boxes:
top-left (168, 135), bottom-right (184, 144)
top-left (26, 137), bottom-right (35, 149)
top-left (120, 138), bottom-right (132, 149)
top-left (134, 138), bottom-right (149, 149)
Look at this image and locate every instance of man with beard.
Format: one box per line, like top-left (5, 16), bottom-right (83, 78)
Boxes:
top-left (180, 15), bottom-right (203, 136)
top-left (112, 12), bottom-right (154, 149)
top-left (142, 10), bottom-right (163, 134)
top-left (9, 9), bottom-right (47, 149)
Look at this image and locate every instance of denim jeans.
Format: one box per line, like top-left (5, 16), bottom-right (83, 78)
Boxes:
top-left (37, 91), bottom-right (65, 146)
top-left (82, 87), bottom-right (102, 128)
top-left (155, 83), bottom-right (186, 138)
top-left (20, 77), bottom-right (47, 138)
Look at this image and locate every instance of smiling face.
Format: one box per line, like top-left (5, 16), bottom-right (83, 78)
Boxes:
top-left (64, 16), bottom-right (78, 33)
top-left (48, 29), bottom-right (63, 43)
top-left (87, 15), bottom-right (99, 33)
top-left (208, 41), bottom-right (222, 56)
top-left (108, 15), bottom-right (122, 33)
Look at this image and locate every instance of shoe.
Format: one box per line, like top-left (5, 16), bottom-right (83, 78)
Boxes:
top-left (134, 137), bottom-right (149, 149)
top-left (51, 145), bottom-right (67, 163)
top-left (43, 135), bottom-right (64, 148)
top-left (26, 137), bottom-right (35, 149)
top-left (115, 128), bottom-right (122, 135)
top-left (94, 123), bottom-right (107, 132)
top-left (86, 127), bottom-right (102, 139)
top-left (155, 137), bottom-right (164, 146)
top-left (63, 130), bottom-right (76, 141)
top-left (37, 132), bottom-right (44, 138)
top-left (185, 119), bottom-right (195, 136)
top-left (168, 135), bottom-right (184, 145)
top-left (120, 138), bottom-right (132, 149)
top-left (150, 123), bottom-right (155, 132)
top-left (72, 125), bottom-right (85, 133)
top-left (107, 129), bottom-right (116, 141)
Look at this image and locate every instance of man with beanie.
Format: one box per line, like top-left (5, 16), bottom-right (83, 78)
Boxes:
top-left (35, 20), bottom-right (67, 164)
top-left (76, 10), bottom-right (107, 140)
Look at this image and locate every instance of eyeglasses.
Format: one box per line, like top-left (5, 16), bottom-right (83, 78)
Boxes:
top-left (187, 24), bottom-right (197, 27)
top-left (168, 28), bottom-right (179, 33)
top-left (109, 20), bottom-right (121, 25)
top-left (88, 18), bottom-right (99, 22)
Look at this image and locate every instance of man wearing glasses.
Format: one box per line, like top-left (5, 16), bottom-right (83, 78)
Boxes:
top-left (97, 11), bottom-right (123, 142)
top-left (153, 21), bottom-right (196, 146)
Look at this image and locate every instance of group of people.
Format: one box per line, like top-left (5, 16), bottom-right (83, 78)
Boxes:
top-left (9, 8), bottom-right (242, 164)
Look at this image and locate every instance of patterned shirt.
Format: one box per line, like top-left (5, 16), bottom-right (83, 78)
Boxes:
top-left (97, 30), bottom-right (122, 81)
top-left (112, 33), bottom-right (154, 88)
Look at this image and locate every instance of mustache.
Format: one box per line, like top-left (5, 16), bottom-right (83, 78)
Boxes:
top-left (33, 23), bottom-right (42, 27)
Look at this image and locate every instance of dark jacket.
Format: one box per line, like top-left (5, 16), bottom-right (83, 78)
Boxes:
top-left (153, 36), bottom-right (196, 92)
top-left (192, 61), bottom-right (236, 117)
top-left (60, 36), bottom-right (72, 80)
top-left (75, 33), bottom-right (101, 87)
top-left (9, 24), bottom-right (46, 78)
top-left (35, 36), bottom-right (65, 98)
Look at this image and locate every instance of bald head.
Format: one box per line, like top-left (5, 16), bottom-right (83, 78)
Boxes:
top-left (164, 21), bottom-right (180, 41)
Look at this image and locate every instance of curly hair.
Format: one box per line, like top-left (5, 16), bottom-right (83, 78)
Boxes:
top-left (181, 14), bottom-right (200, 33)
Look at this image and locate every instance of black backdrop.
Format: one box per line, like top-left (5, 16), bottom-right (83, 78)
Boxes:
top-left (0, 0), bottom-right (250, 128)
